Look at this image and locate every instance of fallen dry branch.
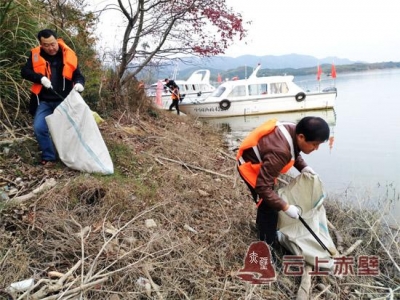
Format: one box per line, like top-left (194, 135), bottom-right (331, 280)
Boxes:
top-left (218, 148), bottom-right (236, 160)
top-left (0, 175), bottom-right (15, 185)
top-left (327, 220), bottom-right (344, 253)
top-left (366, 222), bottom-right (400, 274)
top-left (39, 277), bottom-right (109, 300)
top-left (0, 136), bottom-right (31, 146)
top-left (315, 283), bottom-right (337, 300)
top-left (84, 201), bottom-right (168, 282)
top-left (9, 201), bottom-right (182, 299)
top-left (342, 239), bottom-right (363, 256)
top-left (152, 154), bottom-right (233, 179)
top-left (339, 283), bottom-right (399, 300)
top-left (142, 264), bottom-right (163, 299)
top-left (14, 260), bottom-right (84, 300)
top-left (8, 178), bottom-right (57, 204)
top-left (69, 217), bottom-right (90, 294)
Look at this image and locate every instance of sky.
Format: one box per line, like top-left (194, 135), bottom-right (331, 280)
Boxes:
top-left (223, 0), bottom-right (400, 63)
top-left (91, 0), bottom-right (400, 63)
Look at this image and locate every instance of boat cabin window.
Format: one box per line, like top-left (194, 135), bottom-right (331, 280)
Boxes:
top-left (228, 85), bottom-right (246, 97)
top-left (248, 84), bottom-right (268, 95)
top-left (270, 82), bottom-right (289, 94)
top-left (211, 86), bottom-right (226, 97)
top-left (177, 84), bottom-right (185, 92)
top-left (184, 84), bottom-right (200, 93)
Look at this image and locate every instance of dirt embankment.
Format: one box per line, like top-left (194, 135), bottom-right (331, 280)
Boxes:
top-left (0, 108), bottom-right (398, 299)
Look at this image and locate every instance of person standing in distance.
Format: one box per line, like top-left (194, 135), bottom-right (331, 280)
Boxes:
top-left (21, 29), bottom-right (85, 167)
top-left (164, 78), bottom-right (180, 115)
top-left (236, 117), bottom-right (330, 247)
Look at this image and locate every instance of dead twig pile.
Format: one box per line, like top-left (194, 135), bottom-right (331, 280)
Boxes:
top-left (0, 108), bottom-right (399, 299)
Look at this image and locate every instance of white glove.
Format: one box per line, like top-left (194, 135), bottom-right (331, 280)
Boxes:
top-left (41, 77), bottom-right (52, 89)
top-left (283, 204), bottom-right (300, 219)
top-left (74, 83), bottom-right (84, 92)
top-left (301, 166), bottom-right (317, 175)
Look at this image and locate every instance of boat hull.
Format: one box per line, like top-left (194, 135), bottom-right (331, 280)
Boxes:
top-left (179, 92), bottom-right (336, 118)
top-left (207, 108), bottom-right (336, 132)
top-left (155, 91), bottom-right (213, 110)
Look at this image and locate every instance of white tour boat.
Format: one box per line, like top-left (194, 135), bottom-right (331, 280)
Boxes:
top-left (148, 69), bottom-right (216, 109)
top-left (179, 64), bottom-right (337, 118)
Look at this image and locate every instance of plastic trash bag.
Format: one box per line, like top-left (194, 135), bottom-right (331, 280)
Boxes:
top-left (46, 90), bottom-right (113, 174)
top-left (277, 173), bottom-right (337, 269)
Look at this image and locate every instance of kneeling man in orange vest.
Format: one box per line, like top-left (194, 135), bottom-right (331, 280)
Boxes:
top-left (21, 29), bottom-right (85, 167)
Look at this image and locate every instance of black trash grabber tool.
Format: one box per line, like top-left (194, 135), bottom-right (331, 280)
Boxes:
top-left (50, 87), bottom-right (65, 100)
top-left (298, 214), bottom-right (334, 256)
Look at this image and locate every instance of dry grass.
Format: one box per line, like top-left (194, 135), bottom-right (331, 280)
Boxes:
top-left (0, 106), bottom-right (399, 299)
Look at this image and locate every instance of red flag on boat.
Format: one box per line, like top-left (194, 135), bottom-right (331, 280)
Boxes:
top-left (217, 73), bottom-right (222, 83)
top-left (331, 64), bottom-right (337, 79)
top-left (317, 65), bottom-right (322, 81)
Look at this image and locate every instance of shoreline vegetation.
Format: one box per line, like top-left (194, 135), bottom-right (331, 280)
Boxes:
top-left (0, 103), bottom-right (399, 299)
top-left (259, 61), bottom-right (400, 77)
top-left (178, 62), bottom-right (400, 83)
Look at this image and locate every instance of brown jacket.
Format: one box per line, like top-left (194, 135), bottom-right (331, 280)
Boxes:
top-left (241, 123), bottom-right (307, 211)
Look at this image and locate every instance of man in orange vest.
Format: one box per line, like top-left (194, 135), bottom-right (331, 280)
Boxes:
top-left (237, 117), bottom-right (330, 247)
top-left (21, 29), bottom-right (85, 167)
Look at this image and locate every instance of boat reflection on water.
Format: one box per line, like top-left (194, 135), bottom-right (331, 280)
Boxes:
top-left (205, 109), bottom-right (337, 150)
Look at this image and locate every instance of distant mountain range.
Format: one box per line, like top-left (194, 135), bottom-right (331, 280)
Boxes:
top-left (175, 54), bottom-right (356, 71)
top-left (140, 54), bottom-right (399, 82)
top-left (157, 54), bottom-right (355, 78)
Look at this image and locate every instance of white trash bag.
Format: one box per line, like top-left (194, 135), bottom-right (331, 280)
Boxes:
top-left (46, 90), bottom-right (114, 174)
top-left (277, 173), bottom-right (337, 269)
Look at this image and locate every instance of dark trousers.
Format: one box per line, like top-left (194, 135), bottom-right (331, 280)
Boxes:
top-left (256, 201), bottom-right (279, 245)
top-left (237, 167), bottom-right (278, 245)
top-left (169, 99), bottom-right (180, 115)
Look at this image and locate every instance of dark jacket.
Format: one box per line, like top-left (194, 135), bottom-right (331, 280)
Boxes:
top-left (241, 123), bottom-right (307, 211)
top-left (21, 47), bottom-right (85, 102)
top-left (165, 79), bottom-right (179, 91)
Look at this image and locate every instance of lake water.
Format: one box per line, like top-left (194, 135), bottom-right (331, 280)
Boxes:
top-left (206, 69), bottom-right (400, 226)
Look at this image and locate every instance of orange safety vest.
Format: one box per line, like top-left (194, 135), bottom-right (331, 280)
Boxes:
top-left (236, 119), bottom-right (295, 190)
top-left (30, 38), bottom-right (78, 95)
top-left (171, 88), bottom-right (180, 100)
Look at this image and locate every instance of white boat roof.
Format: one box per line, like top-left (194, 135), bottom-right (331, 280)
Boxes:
top-left (150, 69), bottom-right (212, 87)
top-left (185, 70), bottom-right (211, 83)
top-left (228, 64), bottom-right (295, 85)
